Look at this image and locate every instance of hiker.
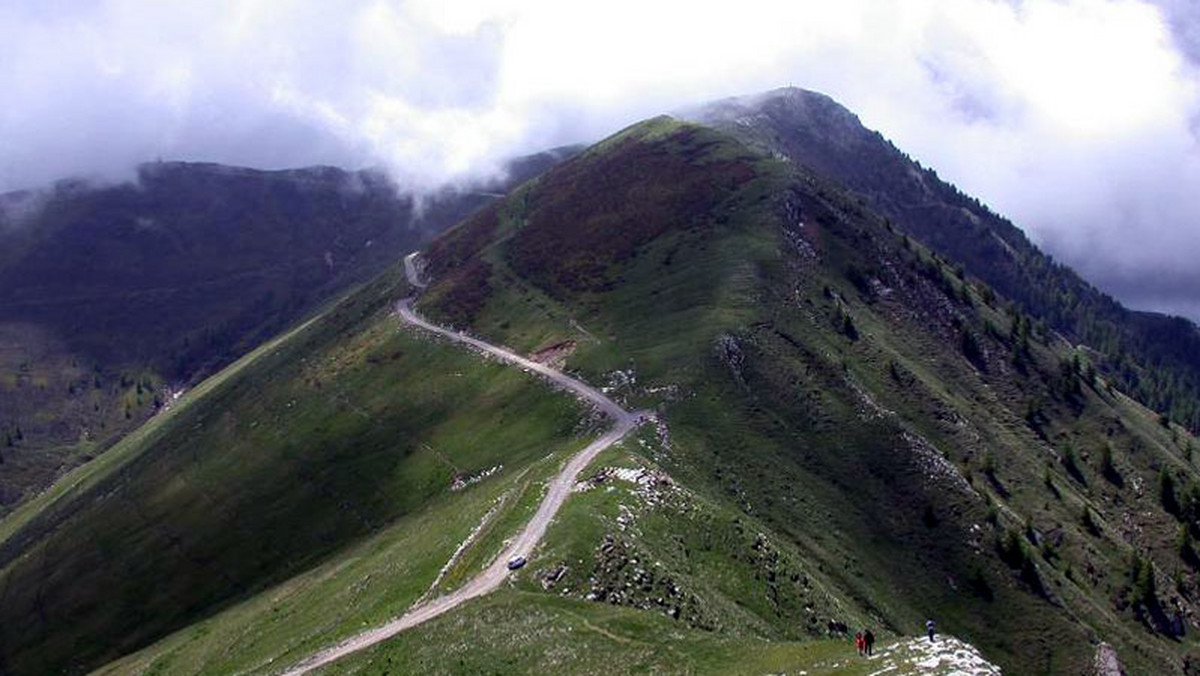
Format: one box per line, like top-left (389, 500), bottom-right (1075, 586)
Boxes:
top-left (926, 618), bottom-right (937, 642)
top-left (863, 628), bottom-right (875, 656)
top-left (854, 631), bottom-right (864, 656)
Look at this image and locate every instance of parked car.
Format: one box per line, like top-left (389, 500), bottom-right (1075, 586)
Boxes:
top-left (507, 556), bottom-right (527, 570)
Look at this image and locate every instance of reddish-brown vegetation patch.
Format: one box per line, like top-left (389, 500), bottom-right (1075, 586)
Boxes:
top-left (429, 258), bottom-right (493, 328)
top-left (505, 126), bottom-right (759, 296)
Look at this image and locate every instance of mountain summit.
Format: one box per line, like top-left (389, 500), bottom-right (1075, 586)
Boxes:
top-left (689, 86), bottom-right (1200, 435)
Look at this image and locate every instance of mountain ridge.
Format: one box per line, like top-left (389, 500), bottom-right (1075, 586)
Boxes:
top-left (687, 86), bottom-right (1200, 434)
top-left (411, 114), bottom-right (1200, 674)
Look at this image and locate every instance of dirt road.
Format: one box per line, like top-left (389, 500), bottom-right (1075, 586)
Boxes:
top-left (274, 254), bottom-right (646, 675)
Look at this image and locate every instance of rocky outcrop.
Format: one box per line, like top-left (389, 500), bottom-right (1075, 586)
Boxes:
top-left (1092, 643), bottom-right (1127, 676)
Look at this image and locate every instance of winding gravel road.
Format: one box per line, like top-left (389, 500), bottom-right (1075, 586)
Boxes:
top-left (274, 254), bottom-right (647, 675)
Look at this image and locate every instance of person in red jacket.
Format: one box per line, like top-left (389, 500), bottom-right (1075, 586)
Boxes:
top-left (855, 631), bottom-right (865, 655)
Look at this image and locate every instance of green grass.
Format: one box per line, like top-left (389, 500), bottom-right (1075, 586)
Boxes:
top-left (0, 311), bottom-right (322, 548)
top-left (431, 438), bottom-right (591, 595)
top-left (307, 589), bottom-right (992, 676)
top-left (310, 589), bottom-right (846, 676)
top-left (523, 435), bottom-right (874, 638)
top-left (0, 267), bottom-right (591, 676)
top-left (91, 452), bottom-right (557, 676)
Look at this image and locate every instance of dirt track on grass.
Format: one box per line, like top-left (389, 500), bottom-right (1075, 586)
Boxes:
top-left (274, 254), bottom-right (647, 675)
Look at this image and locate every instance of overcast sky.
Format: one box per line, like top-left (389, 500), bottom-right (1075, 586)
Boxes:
top-left (2, 0), bottom-right (1199, 321)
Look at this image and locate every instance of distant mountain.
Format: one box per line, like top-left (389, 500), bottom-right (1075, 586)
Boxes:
top-left (0, 149), bottom-right (574, 512)
top-left (687, 87), bottom-right (1200, 435)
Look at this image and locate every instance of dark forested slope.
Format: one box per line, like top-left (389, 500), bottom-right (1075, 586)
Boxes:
top-left (0, 150), bottom-right (572, 513)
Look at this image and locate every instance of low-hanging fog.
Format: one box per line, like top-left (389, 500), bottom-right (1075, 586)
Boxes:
top-left (3, 0), bottom-right (1199, 320)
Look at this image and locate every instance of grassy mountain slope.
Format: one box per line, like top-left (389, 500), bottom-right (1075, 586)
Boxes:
top-left (412, 116), bottom-right (1200, 674)
top-left (87, 427), bottom-right (582, 676)
top-left (0, 264), bottom-right (590, 676)
top-left (691, 87), bottom-right (1200, 434)
top-left (0, 151), bottom-right (572, 515)
top-left (91, 433), bottom-right (872, 676)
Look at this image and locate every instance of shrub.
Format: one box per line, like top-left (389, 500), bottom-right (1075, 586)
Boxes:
top-left (1100, 445), bottom-right (1121, 485)
top-left (1081, 506), bottom-right (1101, 536)
top-left (1162, 469), bottom-right (1180, 516)
top-left (960, 330), bottom-right (984, 367)
top-left (838, 310), bottom-right (859, 341)
top-left (1062, 444), bottom-right (1085, 484)
top-left (998, 528), bottom-right (1026, 568)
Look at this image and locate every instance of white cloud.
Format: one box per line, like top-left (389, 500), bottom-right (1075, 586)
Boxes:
top-left (2, 0), bottom-right (1200, 316)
